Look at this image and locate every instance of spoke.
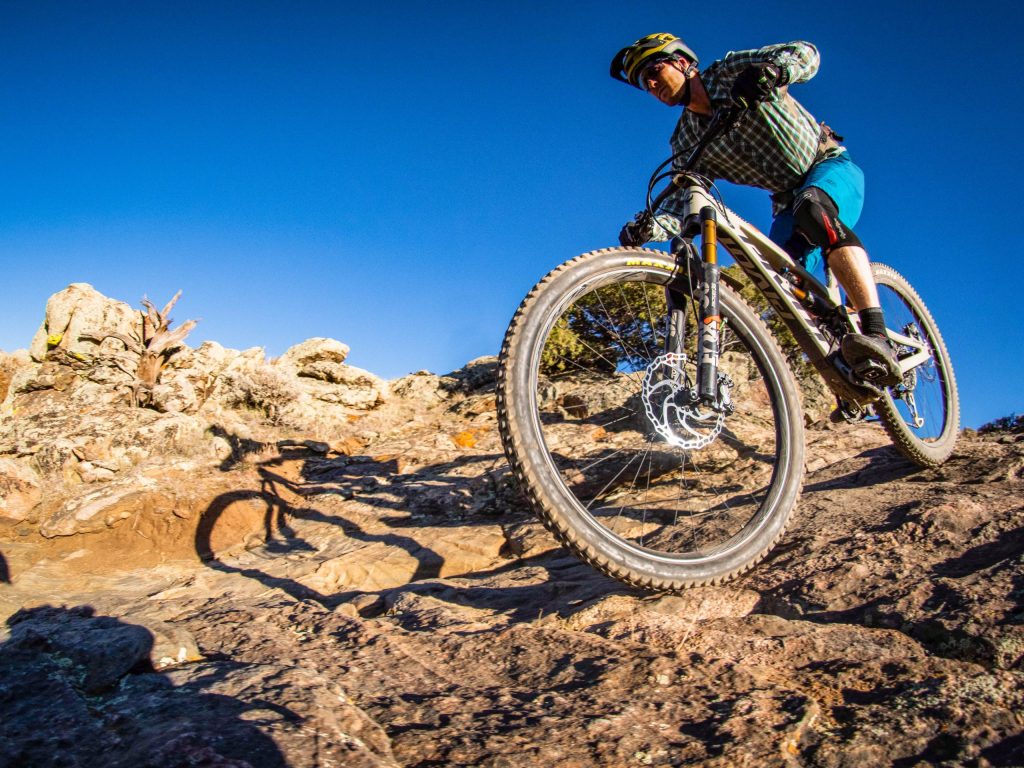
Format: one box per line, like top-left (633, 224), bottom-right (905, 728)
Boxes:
top-left (617, 282), bottom-right (656, 362)
top-left (718, 428), bottom-right (768, 459)
top-left (594, 411), bottom-right (642, 431)
top-left (685, 450), bottom-right (736, 520)
top-left (641, 286), bottom-right (664, 353)
top-left (684, 448), bottom-right (765, 532)
top-left (637, 437), bottom-right (657, 546)
top-left (552, 337), bottom-right (630, 381)
top-left (583, 451), bottom-right (643, 512)
top-left (593, 291), bottom-right (648, 368)
top-left (544, 353), bottom-right (644, 401)
top-left (679, 452), bottom-right (698, 552)
top-left (576, 445), bottom-right (633, 475)
top-left (612, 434), bottom-right (657, 543)
top-left (684, 450), bottom-right (700, 552)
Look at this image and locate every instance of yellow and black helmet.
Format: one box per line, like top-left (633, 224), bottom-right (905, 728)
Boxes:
top-left (610, 33), bottom-right (698, 89)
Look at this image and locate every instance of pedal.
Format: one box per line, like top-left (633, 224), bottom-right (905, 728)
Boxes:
top-left (829, 404), bottom-right (861, 424)
top-left (829, 406), bottom-right (852, 424)
top-left (829, 399), bottom-right (876, 424)
top-left (852, 358), bottom-right (889, 384)
top-left (828, 352), bottom-right (882, 398)
top-left (839, 334), bottom-right (901, 388)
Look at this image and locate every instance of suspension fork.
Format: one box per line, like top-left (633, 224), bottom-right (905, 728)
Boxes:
top-left (697, 206), bottom-right (721, 405)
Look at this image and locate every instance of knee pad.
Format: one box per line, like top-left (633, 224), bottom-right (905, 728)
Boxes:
top-left (792, 186), bottom-right (863, 254)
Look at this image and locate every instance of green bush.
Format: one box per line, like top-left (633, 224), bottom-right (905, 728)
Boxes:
top-left (540, 282), bottom-right (672, 376)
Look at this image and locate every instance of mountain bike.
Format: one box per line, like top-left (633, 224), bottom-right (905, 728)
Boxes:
top-left (496, 108), bottom-right (958, 591)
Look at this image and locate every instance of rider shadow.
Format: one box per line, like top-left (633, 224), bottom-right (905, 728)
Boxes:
top-left (195, 464), bottom-right (449, 605)
top-left (0, 604), bottom-right (289, 767)
top-left (193, 432), bottom-right (611, 610)
top-left (0, 551), bottom-right (8, 583)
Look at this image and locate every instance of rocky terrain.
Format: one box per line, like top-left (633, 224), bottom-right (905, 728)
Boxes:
top-left (1, 284), bottom-right (1022, 767)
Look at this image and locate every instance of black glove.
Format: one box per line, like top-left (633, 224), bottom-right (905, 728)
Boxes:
top-left (730, 62), bottom-right (784, 109)
top-left (619, 211), bottom-right (655, 247)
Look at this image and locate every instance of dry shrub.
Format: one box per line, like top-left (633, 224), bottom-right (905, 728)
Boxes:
top-left (223, 366), bottom-right (301, 425)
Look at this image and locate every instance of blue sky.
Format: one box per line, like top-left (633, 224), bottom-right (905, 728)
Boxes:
top-left (1, 1), bottom-right (1020, 428)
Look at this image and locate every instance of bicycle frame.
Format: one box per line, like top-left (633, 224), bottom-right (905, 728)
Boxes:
top-left (670, 181), bottom-right (931, 408)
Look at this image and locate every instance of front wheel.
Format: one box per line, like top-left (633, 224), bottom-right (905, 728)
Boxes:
top-left (873, 263), bottom-right (959, 467)
top-left (497, 247), bottom-right (805, 591)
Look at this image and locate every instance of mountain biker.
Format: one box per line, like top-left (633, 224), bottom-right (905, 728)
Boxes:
top-left (611, 33), bottom-right (901, 387)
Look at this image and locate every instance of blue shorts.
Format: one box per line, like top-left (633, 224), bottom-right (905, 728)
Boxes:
top-left (768, 151), bottom-right (865, 275)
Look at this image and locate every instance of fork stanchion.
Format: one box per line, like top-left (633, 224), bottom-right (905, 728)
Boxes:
top-left (698, 206), bottom-right (721, 405)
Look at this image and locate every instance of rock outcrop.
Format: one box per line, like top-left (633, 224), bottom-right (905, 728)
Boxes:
top-left (1, 284), bottom-right (392, 543)
top-left (1, 285), bottom-right (1022, 767)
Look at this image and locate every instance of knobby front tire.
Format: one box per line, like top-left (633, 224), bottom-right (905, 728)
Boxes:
top-left (496, 247), bottom-right (805, 591)
top-left (873, 263), bottom-right (959, 467)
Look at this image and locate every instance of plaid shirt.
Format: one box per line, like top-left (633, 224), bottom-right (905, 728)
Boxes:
top-left (655, 42), bottom-right (827, 234)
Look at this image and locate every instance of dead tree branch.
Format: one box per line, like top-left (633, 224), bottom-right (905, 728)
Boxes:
top-left (82, 291), bottom-right (198, 408)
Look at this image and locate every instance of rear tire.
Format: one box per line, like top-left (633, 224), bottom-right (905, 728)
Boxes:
top-left (872, 262), bottom-right (959, 467)
top-left (496, 247), bottom-right (805, 591)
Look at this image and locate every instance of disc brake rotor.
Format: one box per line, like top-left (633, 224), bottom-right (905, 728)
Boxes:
top-left (641, 353), bottom-right (725, 450)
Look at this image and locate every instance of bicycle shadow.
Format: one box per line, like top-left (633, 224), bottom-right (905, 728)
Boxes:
top-left (0, 604), bottom-right (289, 767)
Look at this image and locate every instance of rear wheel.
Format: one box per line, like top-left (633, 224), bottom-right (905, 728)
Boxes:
top-left (873, 262), bottom-right (959, 466)
top-left (497, 247), bottom-right (805, 591)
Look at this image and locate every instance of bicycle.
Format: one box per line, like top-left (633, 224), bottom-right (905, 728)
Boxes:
top-left (496, 108), bottom-right (958, 591)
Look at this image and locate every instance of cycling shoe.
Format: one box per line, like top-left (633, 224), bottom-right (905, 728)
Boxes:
top-left (840, 333), bottom-right (901, 388)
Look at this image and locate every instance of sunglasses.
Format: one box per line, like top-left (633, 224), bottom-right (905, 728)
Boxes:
top-left (639, 59), bottom-right (674, 90)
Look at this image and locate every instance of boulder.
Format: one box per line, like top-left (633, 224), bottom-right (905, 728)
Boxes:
top-left (277, 337), bottom-right (350, 372)
top-left (28, 283), bottom-right (140, 365)
top-left (439, 356), bottom-right (498, 394)
top-left (295, 364), bottom-right (388, 409)
top-left (38, 476), bottom-right (162, 538)
top-left (275, 338), bottom-right (387, 410)
top-left (390, 370), bottom-right (447, 406)
top-left (298, 525), bottom-right (507, 594)
top-left (0, 380), bottom-right (219, 484)
top-left (2, 605), bottom-right (153, 693)
top-left (0, 605), bottom-right (397, 768)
